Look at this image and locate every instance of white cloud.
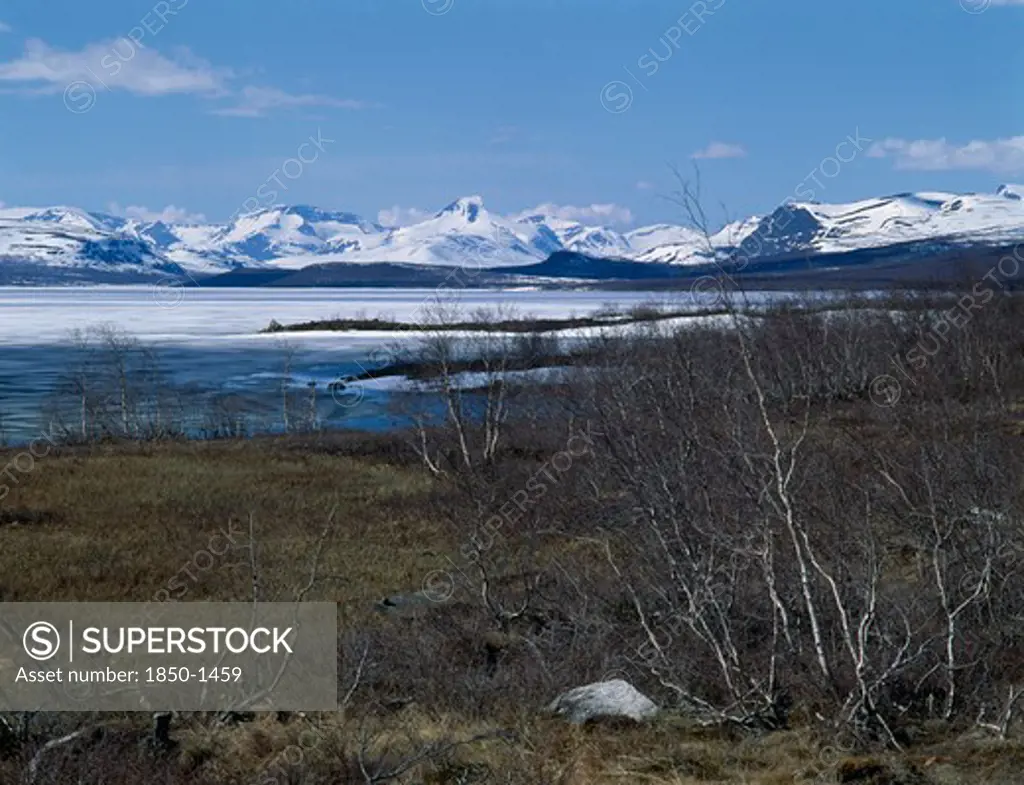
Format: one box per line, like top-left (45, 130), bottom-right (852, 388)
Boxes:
top-left (0, 22), bottom-right (11, 33)
top-left (377, 205), bottom-right (433, 227)
top-left (211, 85), bottom-right (368, 118)
top-left (635, 180), bottom-right (655, 191)
top-left (515, 202), bottom-right (634, 226)
top-left (0, 38), bottom-right (368, 117)
top-left (0, 38), bottom-right (228, 96)
top-left (107, 202), bottom-right (206, 224)
top-left (692, 141), bottom-right (747, 160)
top-left (867, 135), bottom-right (1024, 174)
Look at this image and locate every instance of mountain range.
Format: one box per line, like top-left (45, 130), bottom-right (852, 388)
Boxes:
top-left (0, 187), bottom-right (1022, 285)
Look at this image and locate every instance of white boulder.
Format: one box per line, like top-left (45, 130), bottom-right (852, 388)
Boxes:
top-left (545, 679), bottom-right (658, 724)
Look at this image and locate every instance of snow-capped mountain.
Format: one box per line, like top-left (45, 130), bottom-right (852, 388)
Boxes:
top-left (88, 205), bottom-right (387, 272)
top-left (516, 211), bottom-right (632, 258)
top-left (738, 189), bottom-right (1024, 259)
top-left (625, 223), bottom-right (720, 265)
top-left (0, 187), bottom-right (1022, 283)
top-left (351, 196), bottom-right (551, 268)
top-left (181, 205), bottom-right (386, 270)
top-left (0, 206), bottom-right (182, 279)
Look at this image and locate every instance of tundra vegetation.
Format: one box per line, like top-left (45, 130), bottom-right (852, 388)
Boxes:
top-left (3, 289), bottom-right (1024, 783)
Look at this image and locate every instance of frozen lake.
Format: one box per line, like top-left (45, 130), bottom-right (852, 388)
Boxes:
top-left (0, 286), bottom-right (703, 444)
top-left (0, 286), bottom-right (691, 345)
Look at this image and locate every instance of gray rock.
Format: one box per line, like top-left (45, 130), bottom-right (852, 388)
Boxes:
top-left (375, 592), bottom-right (439, 617)
top-left (546, 679), bottom-right (658, 724)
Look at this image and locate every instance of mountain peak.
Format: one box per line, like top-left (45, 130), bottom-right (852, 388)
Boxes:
top-left (23, 206), bottom-right (101, 229)
top-left (997, 184), bottom-right (1023, 201)
top-left (437, 195), bottom-right (485, 222)
top-left (282, 204), bottom-right (379, 229)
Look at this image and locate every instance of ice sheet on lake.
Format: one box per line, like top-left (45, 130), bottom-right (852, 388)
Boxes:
top-left (0, 286), bottom-right (709, 346)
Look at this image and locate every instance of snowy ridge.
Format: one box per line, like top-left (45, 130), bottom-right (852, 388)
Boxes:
top-left (740, 190), bottom-right (1024, 259)
top-left (0, 187), bottom-right (1022, 281)
top-left (0, 206), bottom-right (180, 275)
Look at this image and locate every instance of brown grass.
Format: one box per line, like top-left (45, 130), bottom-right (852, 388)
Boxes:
top-left (2, 433), bottom-right (1024, 783)
top-left (0, 434), bottom-right (439, 629)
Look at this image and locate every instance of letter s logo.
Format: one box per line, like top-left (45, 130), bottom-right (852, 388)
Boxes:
top-left (23, 621), bottom-right (61, 661)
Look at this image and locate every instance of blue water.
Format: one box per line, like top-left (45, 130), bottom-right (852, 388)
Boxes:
top-left (0, 286), bottom-right (688, 444)
top-left (0, 341), bottom-right (417, 444)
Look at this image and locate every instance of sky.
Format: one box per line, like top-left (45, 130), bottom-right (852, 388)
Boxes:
top-left (0, 0), bottom-right (1021, 229)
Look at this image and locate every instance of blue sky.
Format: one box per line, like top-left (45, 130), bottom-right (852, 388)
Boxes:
top-left (0, 0), bottom-right (1021, 228)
